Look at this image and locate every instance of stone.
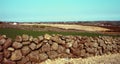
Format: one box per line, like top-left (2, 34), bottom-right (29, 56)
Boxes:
top-left (28, 51), bottom-right (39, 62)
top-left (7, 47), bottom-right (14, 52)
top-left (33, 38), bottom-right (39, 44)
top-left (47, 51), bottom-right (58, 59)
top-left (29, 36), bottom-right (33, 41)
top-left (51, 36), bottom-right (65, 44)
top-left (0, 38), bottom-right (6, 45)
top-left (41, 43), bottom-right (51, 52)
top-left (80, 49), bottom-right (86, 57)
top-left (93, 43), bottom-right (98, 48)
top-left (86, 48), bottom-right (95, 54)
top-left (38, 36), bottom-right (44, 41)
top-left (57, 45), bottom-right (65, 53)
top-left (65, 48), bottom-right (70, 54)
top-left (26, 61), bottom-right (31, 64)
top-left (2, 58), bottom-right (16, 64)
top-left (17, 56), bottom-right (29, 64)
top-left (15, 35), bottom-right (22, 42)
top-left (66, 43), bottom-right (72, 48)
top-left (22, 41), bottom-right (30, 45)
top-left (22, 34), bottom-right (29, 41)
top-left (21, 46), bottom-right (31, 56)
top-left (0, 45), bottom-right (3, 51)
top-left (39, 53), bottom-right (48, 61)
top-left (51, 43), bottom-right (58, 50)
top-left (4, 49), bottom-right (11, 58)
top-left (12, 42), bottom-right (23, 49)
top-left (72, 41), bottom-right (78, 48)
top-left (29, 43), bottom-right (36, 50)
top-left (70, 47), bottom-right (81, 56)
top-left (36, 43), bottom-right (43, 49)
top-left (3, 38), bottom-right (12, 49)
top-left (0, 53), bottom-right (3, 62)
top-left (10, 50), bottom-right (22, 61)
top-left (44, 34), bottom-right (51, 40)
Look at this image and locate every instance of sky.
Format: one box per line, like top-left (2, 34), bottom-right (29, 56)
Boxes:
top-left (0, 0), bottom-right (120, 22)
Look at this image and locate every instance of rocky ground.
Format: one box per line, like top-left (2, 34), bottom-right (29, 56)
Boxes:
top-left (0, 34), bottom-right (120, 64)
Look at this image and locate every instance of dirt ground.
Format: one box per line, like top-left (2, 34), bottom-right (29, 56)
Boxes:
top-left (40, 53), bottom-right (120, 64)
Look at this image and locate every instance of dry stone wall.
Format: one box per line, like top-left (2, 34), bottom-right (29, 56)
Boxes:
top-left (0, 34), bottom-right (120, 64)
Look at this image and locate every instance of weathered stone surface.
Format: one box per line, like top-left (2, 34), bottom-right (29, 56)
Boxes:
top-left (0, 38), bottom-right (6, 45)
top-left (4, 49), bottom-right (11, 58)
top-left (28, 51), bottom-right (39, 62)
top-left (51, 43), bottom-right (58, 50)
top-left (12, 42), bottom-right (23, 49)
top-left (57, 45), bottom-right (65, 53)
top-left (47, 51), bottom-right (58, 59)
top-left (0, 53), bottom-right (3, 62)
top-left (39, 53), bottom-right (48, 61)
top-left (26, 61), bottom-right (31, 64)
top-left (33, 38), bottom-right (39, 44)
top-left (44, 34), bottom-right (51, 40)
top-left (22, 34), bottom-right (29, 41)
top-left (93, 42), bottom-right (98, 48)
top-left (36, 43), bottom-right (43, 49)
top-left (15, 35), bottom-right (22, 42)
top-left (41, 43), bottom-right (51, 52)
top-left (29, 43), bottom-right (36, 50)
top-left (66, 43), bottom-right (72, 48)
top-left (22, 41), bottom-right (30, 45)
top-left (65, 48), bottom-right (70, 54)
top-left (80, 49), bottom-right (86, 57)
top-left (2, 58), bottom-right (16, 64)
top-left (72, 41), bottom-right (78, 48)
top-left (10, 50), bottom-right (22, 61)
top-left (51, 36), bottom-right (65, 44)
top-left (71, 47), bottom-right (81, 56)
top-left (29, 36), bottom-right (33, 41)
top-left (17, 56), bottom-right (29, 64)
top-left (86, 48), bottom-right (95, 54)
top-left (0, 45), bottom-right (3, 51)
top-left (21, 46), bottom-right (31, 56)
top-left (7, 47), bottom-right (14, 52)
top-left (38, 36), bottom-right (44, 41)
top-left (3, 38), bottom-right (12, 49)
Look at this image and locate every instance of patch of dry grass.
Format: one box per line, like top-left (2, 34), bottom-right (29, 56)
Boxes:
top-left (40, 53), bottom-right (120, 64)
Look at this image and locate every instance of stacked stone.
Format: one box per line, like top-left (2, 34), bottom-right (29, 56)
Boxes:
top-left (0, 34), bottom-right (120, 64)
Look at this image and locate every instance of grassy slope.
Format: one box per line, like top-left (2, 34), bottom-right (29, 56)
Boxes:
top-left (0, 28), bottom-right (119, 38)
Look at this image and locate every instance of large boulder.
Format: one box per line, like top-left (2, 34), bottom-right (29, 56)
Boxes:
top-left (10, 50), bottom-right (22, 61)
top-left (12, 42), bottom-right (23, 49)
top-left (39, 53), bottom-right (48, 61)
top-left (3, 38), bottom-right (12, 49)
top-left (21, 46), bottom-right (31, 56)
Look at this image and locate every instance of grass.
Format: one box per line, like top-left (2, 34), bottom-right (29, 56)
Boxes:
top-left (0, 28), bottom-right (119, 38)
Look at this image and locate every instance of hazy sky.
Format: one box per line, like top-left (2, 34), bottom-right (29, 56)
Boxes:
top-left (0, 0), bottom-right (120, 22)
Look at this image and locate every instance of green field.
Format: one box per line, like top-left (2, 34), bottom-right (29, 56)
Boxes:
top-left (0, 28), bottom-right (119, 38)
